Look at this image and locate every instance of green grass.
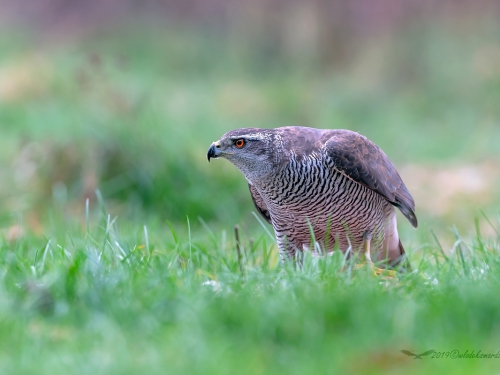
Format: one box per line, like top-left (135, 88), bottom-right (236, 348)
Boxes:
top-left (1, 20), bottom-right (500, 374)
top-left (1, 200), bottom-right (500, 374)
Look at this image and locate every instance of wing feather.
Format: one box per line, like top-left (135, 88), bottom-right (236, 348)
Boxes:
top-left (323, 130), bottom-right (418, 228)
top-left (248, 184), bottom-right (272, 224)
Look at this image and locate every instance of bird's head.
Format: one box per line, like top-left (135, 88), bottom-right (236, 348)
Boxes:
top-left (207, 128), bottom-right (280, 182)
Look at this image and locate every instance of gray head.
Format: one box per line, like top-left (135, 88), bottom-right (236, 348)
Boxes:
top-left (207, 128), bottom-right (282, 182)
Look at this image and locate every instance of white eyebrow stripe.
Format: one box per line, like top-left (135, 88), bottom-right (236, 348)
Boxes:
top-left (231, 133), bottom-right (266, 141)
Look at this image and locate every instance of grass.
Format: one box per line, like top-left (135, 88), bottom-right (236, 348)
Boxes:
top-left (1, 20), bottom-right (500, 374)
top-left (1, 199), bottom-right (500, 374)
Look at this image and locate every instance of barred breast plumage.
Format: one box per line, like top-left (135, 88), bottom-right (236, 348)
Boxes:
top-left (207, 126), bottom-right (417, 269)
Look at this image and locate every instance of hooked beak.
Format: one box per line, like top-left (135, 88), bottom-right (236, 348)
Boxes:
top-left (207, 141), bottom-right (221, 162)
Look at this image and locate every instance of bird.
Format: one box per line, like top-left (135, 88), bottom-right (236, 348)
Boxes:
top-left (207, 126), bottom-right (417, 273)
top-left (400, 350), bottom-right (435, 359)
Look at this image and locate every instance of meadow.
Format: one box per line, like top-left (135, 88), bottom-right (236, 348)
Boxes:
top-left (0, 18), bottom-right (500, 374)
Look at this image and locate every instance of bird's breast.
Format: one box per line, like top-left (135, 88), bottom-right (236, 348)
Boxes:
top-left (255, 157), bottom-right (390, 247)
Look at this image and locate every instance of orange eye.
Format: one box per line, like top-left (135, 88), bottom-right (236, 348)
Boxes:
top-left (234, 139), bottom-right (245, 148)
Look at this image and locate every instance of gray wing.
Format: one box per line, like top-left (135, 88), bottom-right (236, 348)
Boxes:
top-left (248, 184), bottom-right (272, 224)
top-left (323, 130), bottom-right (418, 228)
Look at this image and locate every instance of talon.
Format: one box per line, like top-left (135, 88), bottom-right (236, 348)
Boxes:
top-left (350, 230), bottom-right (397, 280)
top-left (352, 262), bottom-right (398, 280)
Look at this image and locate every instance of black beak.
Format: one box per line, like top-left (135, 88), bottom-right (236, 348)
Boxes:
top-left (207, 143), bottom-right (218, 162)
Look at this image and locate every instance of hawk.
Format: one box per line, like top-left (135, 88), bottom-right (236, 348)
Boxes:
top-left (207, 126), bottom-right (417, 272)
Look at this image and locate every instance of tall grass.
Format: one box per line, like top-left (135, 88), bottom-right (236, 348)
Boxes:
top-left (0, 195), bottom-right (499, 374)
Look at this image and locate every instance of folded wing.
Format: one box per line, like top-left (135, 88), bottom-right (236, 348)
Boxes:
top-left (323, 130), bottom-right (417, 228)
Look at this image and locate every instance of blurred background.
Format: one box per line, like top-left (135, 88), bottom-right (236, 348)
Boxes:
top-left (0, 0), bottom-right (499, 246)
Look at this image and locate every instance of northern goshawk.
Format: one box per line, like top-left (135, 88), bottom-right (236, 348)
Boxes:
top-left (207, 126), bottom-right (417, 271)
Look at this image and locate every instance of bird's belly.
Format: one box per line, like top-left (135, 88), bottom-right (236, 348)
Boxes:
top-left (265, 173), bottom-right (392, 254)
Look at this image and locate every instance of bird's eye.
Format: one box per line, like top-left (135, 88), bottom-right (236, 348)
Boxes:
top-left (234, 139), bottom-right (245, 148)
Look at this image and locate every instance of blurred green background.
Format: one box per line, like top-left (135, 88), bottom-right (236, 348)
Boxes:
top-left (1, 1), bottom-right (500, 241)
top-left (1, 2), bottom-right (500, 375)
